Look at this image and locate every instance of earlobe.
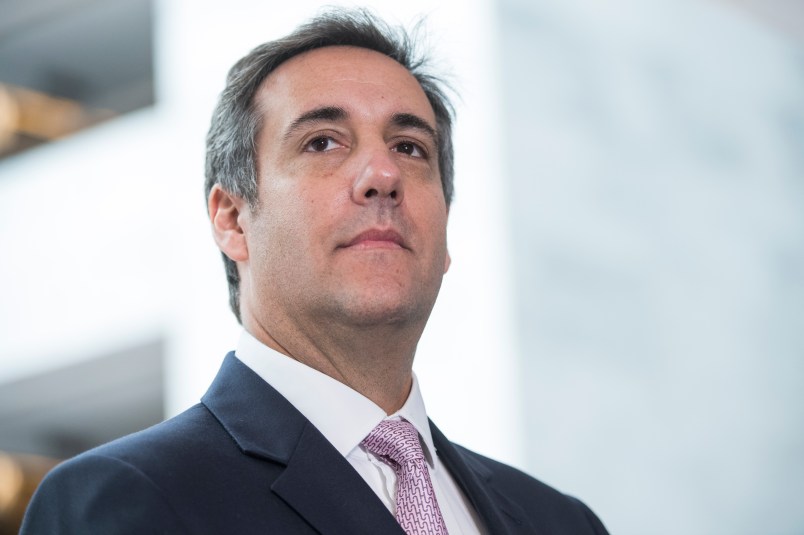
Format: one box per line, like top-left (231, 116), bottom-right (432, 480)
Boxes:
top-left (209, 184), bottom-right (249, 262)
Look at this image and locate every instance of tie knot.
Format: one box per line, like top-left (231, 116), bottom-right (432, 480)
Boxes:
top-left (361, 419), bottom-right (425, 466)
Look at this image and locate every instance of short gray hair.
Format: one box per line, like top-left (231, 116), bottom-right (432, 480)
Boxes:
top-left (205, 8), bottom-right (455, 323)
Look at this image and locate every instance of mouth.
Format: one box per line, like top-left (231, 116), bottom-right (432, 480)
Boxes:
top-left (341, 228), bottom-right (408, 250)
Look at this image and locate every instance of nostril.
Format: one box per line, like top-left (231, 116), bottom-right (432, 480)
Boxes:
top-left (390, 191), bottom-right (397, 199)
top-left (365, 188), bottom-right (378, 198)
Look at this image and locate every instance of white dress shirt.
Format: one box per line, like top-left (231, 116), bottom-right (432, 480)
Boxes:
top-left (235, 330), bottom-right (483, 534)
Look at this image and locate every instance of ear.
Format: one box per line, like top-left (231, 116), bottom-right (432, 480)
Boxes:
top-left (208, 184), bottom-right (249, 262)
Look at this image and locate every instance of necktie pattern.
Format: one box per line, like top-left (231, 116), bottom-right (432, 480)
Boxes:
top-left (361, 419), bottom-right (449, 535)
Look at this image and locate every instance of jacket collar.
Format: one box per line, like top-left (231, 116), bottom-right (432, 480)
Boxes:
top-left (201, 353), bottom-right (404, 535)
top-left (430, 421), bottom-right (538, 535)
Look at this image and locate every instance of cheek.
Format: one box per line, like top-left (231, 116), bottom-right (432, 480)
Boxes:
top-left (419, 196), bottom-right (449, 239)
top-left (261, 184), bottom-right (341, 258)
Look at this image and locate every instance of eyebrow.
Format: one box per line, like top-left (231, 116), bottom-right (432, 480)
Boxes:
top-left (283, 106), bottom-right (347, 142)
top-left (391, 113), bottom-right (438, 146)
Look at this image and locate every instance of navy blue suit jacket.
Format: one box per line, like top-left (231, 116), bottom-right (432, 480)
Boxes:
top-left (21, 354), bottom-right (608, 534)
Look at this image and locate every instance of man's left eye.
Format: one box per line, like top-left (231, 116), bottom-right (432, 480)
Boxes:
top-left (393, 142), bottom-right (425, 158)
top-left (305, 136), bottom-right (340, 152)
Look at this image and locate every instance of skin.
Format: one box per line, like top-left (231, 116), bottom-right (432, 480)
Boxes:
top-left (209, 46), bottom-right (451, 414)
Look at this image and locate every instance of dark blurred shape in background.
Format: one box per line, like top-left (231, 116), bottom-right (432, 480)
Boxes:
top-left (0, 0), bottom-right (154, 159)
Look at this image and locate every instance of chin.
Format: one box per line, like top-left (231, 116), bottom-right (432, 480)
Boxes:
top-left (331, 289), bottom-right (437, 328)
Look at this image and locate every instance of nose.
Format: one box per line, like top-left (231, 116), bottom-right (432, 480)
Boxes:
top-left (351, 143), bottom-right (403, 206)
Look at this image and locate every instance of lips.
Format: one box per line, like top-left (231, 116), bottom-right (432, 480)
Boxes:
top-left (342, 228), bottom-right (408, 250)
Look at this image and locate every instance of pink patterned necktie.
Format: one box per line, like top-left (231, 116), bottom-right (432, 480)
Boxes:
top-left (361, 419), bottom-right (449, 535)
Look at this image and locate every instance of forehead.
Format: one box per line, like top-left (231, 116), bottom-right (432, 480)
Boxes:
top-left (254, 45), bottom-right (436, 129)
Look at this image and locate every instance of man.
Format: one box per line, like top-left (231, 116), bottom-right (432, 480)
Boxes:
top-left (22, 9), bottom-right (608, 534)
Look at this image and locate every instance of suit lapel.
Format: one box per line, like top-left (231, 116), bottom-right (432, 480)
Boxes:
top-left (272, 422), bottom-right (404, 535)
top-left (202, 354), bottom-right (403, 535)
top-left (430, 421), bottom-right (536, 535)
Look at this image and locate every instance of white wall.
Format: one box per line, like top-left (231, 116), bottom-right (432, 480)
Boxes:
top-left (497, 0), bottom-right (804, 533)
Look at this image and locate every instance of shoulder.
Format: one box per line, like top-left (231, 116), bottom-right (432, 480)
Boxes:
top-left (56, 402), bottom-right (225, 479)
top-left (20, 404), bottom-right (219, 534)
top-left (21, 449), bottom-right (190, 534)
top-left (453, 444), bottom-right (609, 534)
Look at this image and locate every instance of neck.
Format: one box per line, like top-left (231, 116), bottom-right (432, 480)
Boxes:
top-left (243, 312), bottom-right (422, 414)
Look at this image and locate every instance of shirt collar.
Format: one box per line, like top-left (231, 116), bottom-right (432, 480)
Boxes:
top-left (390, 375), bottom-right (437, 467)
top-left (235, 330), bottom-right (435, 464)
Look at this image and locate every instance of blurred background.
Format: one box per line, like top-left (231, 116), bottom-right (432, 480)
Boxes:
top-left (0, 0), bottom-right (802, 533)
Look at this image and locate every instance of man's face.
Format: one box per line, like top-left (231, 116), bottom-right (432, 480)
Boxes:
top-left (238, 46), bottom-right (450, 332)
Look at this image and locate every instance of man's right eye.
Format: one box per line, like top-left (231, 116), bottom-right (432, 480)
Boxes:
top-left (305, 136), bottom-right (339, 152)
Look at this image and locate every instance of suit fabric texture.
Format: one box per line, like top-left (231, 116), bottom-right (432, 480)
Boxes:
top-left (21, 353), bottom-right (609, 534)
